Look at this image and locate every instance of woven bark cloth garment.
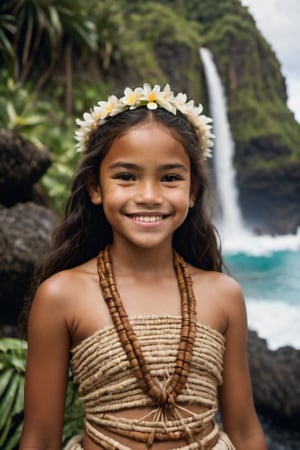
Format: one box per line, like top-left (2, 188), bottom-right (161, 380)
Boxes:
top-left (70, 316), bottom-right (235, 449)
top-left (64, 431), bottom-right (234, 450)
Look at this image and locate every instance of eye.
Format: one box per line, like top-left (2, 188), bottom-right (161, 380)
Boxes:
top-left (161, 173), bottom-right (182, 182)
top-left (113, 172), bottom-right (136, 181)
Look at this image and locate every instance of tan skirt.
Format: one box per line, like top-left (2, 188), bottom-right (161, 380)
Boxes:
top-left (63, 432), bottom-right (235, 450)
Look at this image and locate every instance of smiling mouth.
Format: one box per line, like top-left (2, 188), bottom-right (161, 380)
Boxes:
top-left (129, 215), bottom-right (166, 223)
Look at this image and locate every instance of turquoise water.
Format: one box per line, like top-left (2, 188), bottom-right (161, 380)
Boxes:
top-left (224, 250), bottom-right (300, 349)
top-left (225, 251), bottom-right (300, 304)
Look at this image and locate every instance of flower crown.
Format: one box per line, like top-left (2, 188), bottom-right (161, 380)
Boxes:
top-left (75, 83), bottom-right (214, 160)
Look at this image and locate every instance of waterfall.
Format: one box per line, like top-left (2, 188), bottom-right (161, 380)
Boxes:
top-left (199, 47), bottom-right (245, 237)
top-left (199, 47), bottom-right (300, 254)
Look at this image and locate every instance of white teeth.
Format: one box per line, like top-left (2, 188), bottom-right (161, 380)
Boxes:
top-left (132, 215), bottom-right (162, 222)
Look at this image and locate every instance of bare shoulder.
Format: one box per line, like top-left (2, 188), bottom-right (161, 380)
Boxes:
top-left (189, 265), bottom-right (246, 334)
top-left (29, 258), bottom-right (98, 335)
top-left (191, 265), bottom-right (244, 303)
top-left (35, 259), bottom-right (96, 304)
top-left (37, 260), bottom-right (94, 300)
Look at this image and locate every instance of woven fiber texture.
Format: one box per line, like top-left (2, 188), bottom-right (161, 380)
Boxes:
top-left (64, 431), bottom-right (235, 450)
top-left (71, 316), bottom-right (226, 449)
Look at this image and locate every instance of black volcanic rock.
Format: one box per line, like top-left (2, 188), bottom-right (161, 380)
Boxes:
top-left (0, 129), bottom-right (51, 206)
top-left (0, 130), bottom-right (57, 327)
top-left (0, 202), bottom-right (59, 326)
top-left (248, 330), bottom-right (300, 429)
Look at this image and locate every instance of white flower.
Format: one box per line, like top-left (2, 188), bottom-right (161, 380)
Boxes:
top-left (141, 83), bottom-right (176, 113)
top-left (121, 87), bottom-right (143, 108)
top-left (74, 83), bottom-right (214, 159)
top-left (162, 84), bottom-right (174, 102)
top-left (173, 92), bottom-right (187, 107)
top-left (141, 83), bottom-right (161, 109)
top-left (96, 95), bottom-right (124, 119)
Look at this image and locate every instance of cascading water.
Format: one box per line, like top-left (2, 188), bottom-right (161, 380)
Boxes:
top-left (199, 47), bottom-right (300, 255)
top-left (199, 47), bottom-right (245, 238)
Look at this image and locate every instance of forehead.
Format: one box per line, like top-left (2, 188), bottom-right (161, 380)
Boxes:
top-left (102, 121), bottom-right (190, 168)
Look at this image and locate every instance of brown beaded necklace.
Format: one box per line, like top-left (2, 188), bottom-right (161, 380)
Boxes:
top-left (97, 245), bottom-right (196, 409)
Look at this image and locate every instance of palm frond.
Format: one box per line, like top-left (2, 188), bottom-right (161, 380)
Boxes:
top-left (0, 338), bottom-right (84, 449)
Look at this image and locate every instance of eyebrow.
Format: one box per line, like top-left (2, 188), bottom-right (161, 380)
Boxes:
top-left (108, 162), bottom-right (188, 172)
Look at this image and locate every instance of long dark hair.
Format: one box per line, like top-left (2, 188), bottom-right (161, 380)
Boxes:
top-left (28, 106), bottom-right (223, 307)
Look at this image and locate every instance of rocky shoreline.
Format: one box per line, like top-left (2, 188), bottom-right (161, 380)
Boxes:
top-left (248, 330), bottom-right (300, 449)
top-left (248, 331), bottom-right (300, 432)
top-left (260, 413), bottom-right (300, 450)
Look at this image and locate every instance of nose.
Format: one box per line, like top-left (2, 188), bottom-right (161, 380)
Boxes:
top-left (134, 179), bottom-right (163, 206)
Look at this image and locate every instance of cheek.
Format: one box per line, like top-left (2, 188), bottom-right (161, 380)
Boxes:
top-left (103, 183), bottom-right (127, 196)
top-left (101, 185), bottom-right (130, 210)
top-left (170, 188), bottom-right (193, 210)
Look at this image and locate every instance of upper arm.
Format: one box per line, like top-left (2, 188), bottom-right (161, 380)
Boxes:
top-left (218, 278), bottom-right (265, 446)
top-left (20, 278), bottom-right (71, 449)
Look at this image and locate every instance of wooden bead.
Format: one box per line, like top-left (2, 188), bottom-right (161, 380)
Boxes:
top-left (97, 246), bottom-right (196, 407)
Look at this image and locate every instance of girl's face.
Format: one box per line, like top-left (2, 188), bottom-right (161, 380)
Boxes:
top-left (88, 120), bottom-right (196, 250)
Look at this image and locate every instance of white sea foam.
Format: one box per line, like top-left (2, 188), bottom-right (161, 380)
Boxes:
top-left (246, 298), bottom-right (300, 350)
top-left (221, 228), bottom-right (300, 257)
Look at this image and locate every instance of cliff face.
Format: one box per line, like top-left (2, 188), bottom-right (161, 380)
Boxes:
top-left (187, 0), bottom-right (300, 234)
top-left (107, 0), bottom-right (300, 234)
top-left (202, 3), bottom-right (300, 234)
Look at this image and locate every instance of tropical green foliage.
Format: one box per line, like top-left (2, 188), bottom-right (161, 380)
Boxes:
top-left (0, 339), bottom-right (26, 450)
top-left (0, 2), bottom-right (16, 66)
top-left (0, 72), bottom-right (48, 139)
top-left (74, 0), bottom-right (205, 87)
top-left (0, 338), bottom-right (83, 449)
top-left (0, 70), bottom-right (77, 213)
top-left (9, 0), bottom-right (96, 84)
top-left (0, 69), bottom-right (110, 213)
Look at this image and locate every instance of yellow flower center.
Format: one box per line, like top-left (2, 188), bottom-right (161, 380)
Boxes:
top-left (128, 94), bottom-right (135, 104)
top-left (148, 93), bottom-right (156, 102)
top-left (94, 111), bottom-right (105, 120)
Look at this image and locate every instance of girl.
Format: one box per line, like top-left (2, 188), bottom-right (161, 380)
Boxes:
top-left (19, 84), bottom-right (267, 450)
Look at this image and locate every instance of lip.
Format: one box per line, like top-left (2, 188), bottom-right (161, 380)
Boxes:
top-left (125, 213), bottom-right (170, 226)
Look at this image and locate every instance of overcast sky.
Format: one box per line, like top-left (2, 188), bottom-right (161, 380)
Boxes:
top-left (241, 0), bottom-right (300, 123)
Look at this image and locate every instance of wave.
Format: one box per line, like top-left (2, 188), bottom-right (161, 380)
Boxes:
top-left (246, 297), bottom-right (300, 350)
top-left (221, 228), bottom-right (300, 256)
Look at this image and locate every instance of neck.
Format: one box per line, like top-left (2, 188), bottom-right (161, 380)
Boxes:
top-left (109, 242), bottom-right (175, 277)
